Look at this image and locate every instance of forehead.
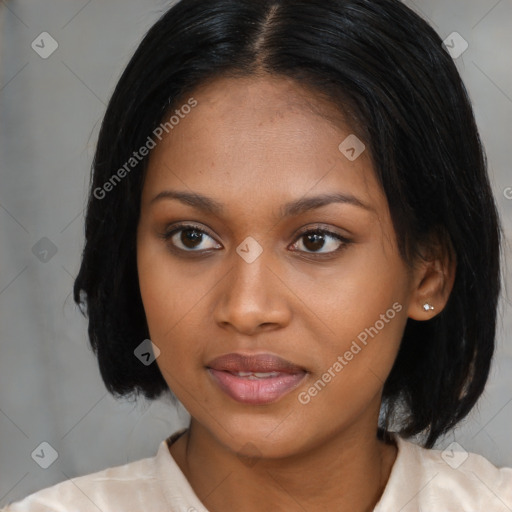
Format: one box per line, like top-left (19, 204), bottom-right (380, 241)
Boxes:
top-left (188, 74), bottom-right (348, 125)
top-left (142, 75), bottom-right (382, 216)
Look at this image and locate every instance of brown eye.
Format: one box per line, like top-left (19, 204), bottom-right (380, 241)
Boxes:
top-left (162, 224), bottom-right (221, 252)
top-left (290, 228), bottom-right (350, 256)
top-left (175, 228), bottom-right (205, 249)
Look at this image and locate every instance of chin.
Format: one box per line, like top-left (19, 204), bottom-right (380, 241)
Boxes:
top-left (199, 408), bottom-right (316, 461)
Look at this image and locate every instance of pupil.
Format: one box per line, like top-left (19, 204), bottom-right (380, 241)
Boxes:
top-left (182, 229), bottom-right (202, 248)
top-left (304, 232), bottom-right (324, 252)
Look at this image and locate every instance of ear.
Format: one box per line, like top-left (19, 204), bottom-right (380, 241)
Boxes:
top-left (407, 229), bottom-right (457, 321)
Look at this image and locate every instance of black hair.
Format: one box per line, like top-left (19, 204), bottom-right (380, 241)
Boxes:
top-left (73, 0), bottom-right (502, 449)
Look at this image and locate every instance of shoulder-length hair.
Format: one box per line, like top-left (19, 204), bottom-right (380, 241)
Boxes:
top-left (73, 0), bottom-right (502, 449)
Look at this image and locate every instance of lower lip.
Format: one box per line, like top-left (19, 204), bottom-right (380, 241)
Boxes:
top-left (208, 369), bottom-right (306, 405)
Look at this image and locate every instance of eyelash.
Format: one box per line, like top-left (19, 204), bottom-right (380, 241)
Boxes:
top-left (158, 222), bottom-right (351, 259)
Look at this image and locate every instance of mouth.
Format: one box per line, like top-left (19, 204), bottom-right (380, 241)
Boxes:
top-left (206, 353), bottom-right (308, 405)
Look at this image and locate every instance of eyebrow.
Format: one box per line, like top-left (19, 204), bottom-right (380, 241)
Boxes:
top-left (150, 190), bottom-right (373, 217)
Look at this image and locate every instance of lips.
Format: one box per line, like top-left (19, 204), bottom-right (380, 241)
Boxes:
top-left (207, 353), bottom-right (305, 374)
top-left (206, 353), bottom-right (307, 405)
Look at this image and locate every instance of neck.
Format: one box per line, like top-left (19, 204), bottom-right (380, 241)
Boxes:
top-left (169, 415), bottom-right (397, 511)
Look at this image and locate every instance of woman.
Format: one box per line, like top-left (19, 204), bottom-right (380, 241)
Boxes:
top-left (3, 0), bottom-right (511, 510)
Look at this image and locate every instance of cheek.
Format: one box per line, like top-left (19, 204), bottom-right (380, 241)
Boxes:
top-left (314, 304), bottom-right (405, 391)
top-left (297, 248), bottom-right (409, 391)
top-left (306, 254), bottom-right (407, 342)
top-left (137, 254), bottom-right (197, 390)
top-left (297, 304), bottom-right (407, 432)
top-left (137, 236), bottom-right (186, 340)
top-left (136, 236), bottom-right (213, 374)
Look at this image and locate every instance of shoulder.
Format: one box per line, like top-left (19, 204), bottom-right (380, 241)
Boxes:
top-left (1, 446), bottom-right (166, 512)
top-left (376, 435), bottom-right (512, 511)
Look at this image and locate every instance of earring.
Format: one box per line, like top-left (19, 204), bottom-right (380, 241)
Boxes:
top-left (423, 303), bottom-right (435, 312)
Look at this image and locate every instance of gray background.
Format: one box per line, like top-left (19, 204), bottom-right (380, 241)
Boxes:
top-left (0, 0), bottom-right (511, 506)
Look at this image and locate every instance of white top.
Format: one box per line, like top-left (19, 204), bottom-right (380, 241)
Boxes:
top-left (2, 430), bottom-right (512, 511)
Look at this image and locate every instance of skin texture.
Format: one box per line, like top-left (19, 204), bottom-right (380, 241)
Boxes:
top-left (136, 75), bottom-right (456, 511)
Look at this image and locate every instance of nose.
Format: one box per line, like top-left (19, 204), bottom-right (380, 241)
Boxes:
top-left (213, 242), bottom-right (292, 335)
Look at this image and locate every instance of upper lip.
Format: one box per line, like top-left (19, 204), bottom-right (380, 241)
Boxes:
top-left (206, 353), bottom-right (306, 374)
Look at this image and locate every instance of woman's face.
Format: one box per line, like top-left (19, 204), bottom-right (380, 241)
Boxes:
top-left (137, 75), bottom-right (419, 458)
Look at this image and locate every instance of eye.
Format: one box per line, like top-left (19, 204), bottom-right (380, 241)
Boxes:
top-left (159, 223), bottom-right (351, 257)
top-left (160, 223), bottom-right (221, 252)
top-left (289, 226), bottom-right (350, 256)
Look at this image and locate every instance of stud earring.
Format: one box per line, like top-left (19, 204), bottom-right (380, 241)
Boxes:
top-left (423, 303), bottom-right (435, 312)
